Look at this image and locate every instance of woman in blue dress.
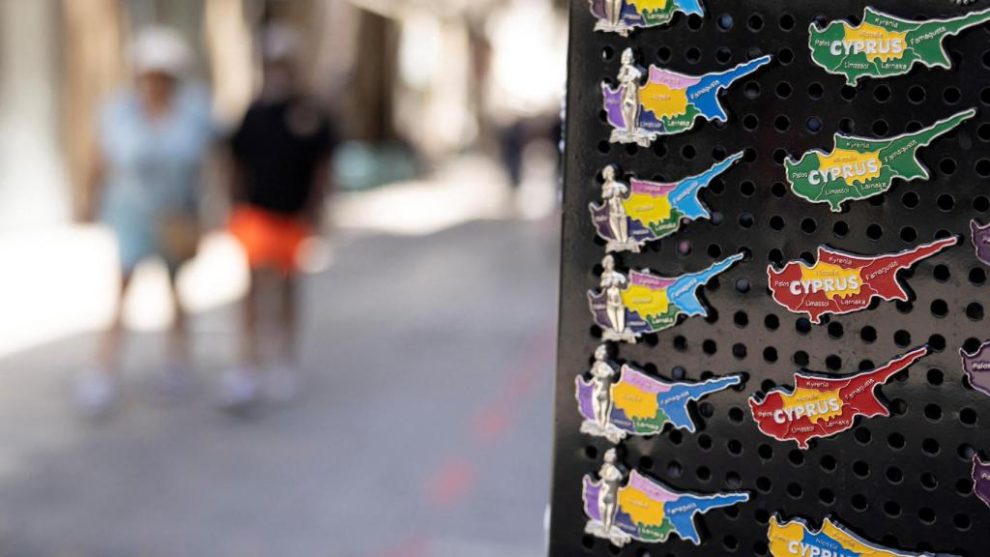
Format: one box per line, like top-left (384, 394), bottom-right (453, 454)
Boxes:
top-left (77, 27), bottom-right (214, 414)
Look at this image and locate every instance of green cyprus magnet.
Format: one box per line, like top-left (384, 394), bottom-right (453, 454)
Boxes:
top-left (810, 7), bottom-right (990, 85)
top-left (785, 108), bottom-right (976, 212)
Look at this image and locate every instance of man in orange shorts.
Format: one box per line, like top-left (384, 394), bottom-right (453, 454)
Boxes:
top-left (223, 25), bottom-right (335, 408)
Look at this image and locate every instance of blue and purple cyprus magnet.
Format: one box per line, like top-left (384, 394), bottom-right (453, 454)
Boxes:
top-left (604, 49), bottom-right (771, 146)
top-left (590, 153), bottom-right (743, 253)
top-left (589, 0), bottom-right (705, 36)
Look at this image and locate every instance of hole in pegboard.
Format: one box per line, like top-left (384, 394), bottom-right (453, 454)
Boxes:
top-left (807, 81), bottom-right (824, 99)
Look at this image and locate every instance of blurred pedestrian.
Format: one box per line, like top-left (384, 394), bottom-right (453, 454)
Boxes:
top-left (221, 25), bottom-right (334, 408)
top-left (77, 27), bottom-right (214, 415)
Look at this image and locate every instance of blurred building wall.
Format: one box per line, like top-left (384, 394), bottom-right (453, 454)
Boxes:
top-left (0, 0), bottom-right (68, 230)
top-left (60, 0), bottom-right (126, 222)
top-left (204, 0), bottom-right (255, 125)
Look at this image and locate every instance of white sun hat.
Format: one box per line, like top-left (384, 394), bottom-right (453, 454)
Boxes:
top-left (131, 26), bottom-right (193, 78)
top-left (261, 23), bottom-right (303, 63)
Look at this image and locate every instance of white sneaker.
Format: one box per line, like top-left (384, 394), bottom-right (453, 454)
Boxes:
top-left (218, 367), bottom-right (261, 411)
top-left (263, 363), bottom-right (299, 404)
top-left (74, 371), bottom-right (117, 417)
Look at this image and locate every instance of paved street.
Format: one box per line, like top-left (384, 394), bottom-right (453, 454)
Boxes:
top-left (0, 213), bottom-right (559, 556)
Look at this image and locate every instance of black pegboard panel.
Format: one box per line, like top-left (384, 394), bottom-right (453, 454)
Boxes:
top-left (550, 0), bottom-right (990, 555)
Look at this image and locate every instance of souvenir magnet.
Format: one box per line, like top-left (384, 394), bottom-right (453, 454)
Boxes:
top-left (590, 253), bottom-right (744, 343)
top-left (603, 49), bottom-right (772, 146)
top-left (583, 449), bottom-right (749, 547)
top-left (768, 237), bottom-right (959, 324)
top-left (972, 456), bottom-right (990, 509)
top-left (748, 346), bottom-right (929, 449)
top-left (970, 220), bottom-right (990, 266)
top-left (810, 7), bottom-right (990, 85)
top-left (960, 340), bottom-right (990, 397)
top-left (591, 153), bottom-right (744, 253)
top-left (576, 346), bottom-right (742, 442)
top-left (785, 109), bottom-right (976, 212)
top-left (768, 514), bottom-right (951, 556)
top-left (589, 0), bottom-right (704, 36)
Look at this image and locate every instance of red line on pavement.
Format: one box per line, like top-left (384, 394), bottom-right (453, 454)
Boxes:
top-left (424, 455), bottom-right (477, 509)
top-left (469, 328), bottom-right (556, 448)
top-left (373, 535), bottom-right (430, 557)
top-left (377, 323), bottom-right (556, 556)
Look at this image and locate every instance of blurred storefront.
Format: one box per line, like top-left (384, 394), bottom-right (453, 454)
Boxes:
top-left (0, 0), bottom-right (566, 228)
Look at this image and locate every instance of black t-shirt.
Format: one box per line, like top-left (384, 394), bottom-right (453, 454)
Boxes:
top-left (230, 97), bottom-right (334, 215)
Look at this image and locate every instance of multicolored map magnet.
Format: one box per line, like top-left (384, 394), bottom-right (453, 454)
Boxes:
top-left (590, 253), bottom-right (744, 343)
top-left (972, 456), bottom-right (990, 509)
top-left (604, 49), bottom-right (772, 146)
top-left (589, 0), bottom-right (704, 36)
top-left (768, 514), bottom-right (949, 556)
top-left (748, 346), bottom-right (928, 449)
top-left (960, 341), bottom-right (990, 397)
top-left (810, 7), bottom-right (990, 85)
top-left (970, 220), bottom-right (990, 266)
top-left (583, 449), bottom-right (749, 547)
top-left (590, 153), bottom-right (744, 253)
top-left (576, 347), bottom-right (742, 442)
top-left (785, 109), bottom-right (976, 212)
top-left (768, 237), bottom-right (959, 324)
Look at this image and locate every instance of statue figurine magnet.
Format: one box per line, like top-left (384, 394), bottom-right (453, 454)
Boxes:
top-left (591, 153), bottom-right (744, 253)
top-left (604, 49), bottom-right (772, 146)
top-left (583, 449), bottom-right (750, 547)
top-left (589, 253), bottom-right (744, 343)
top-left (577, 346), bottom-right (743, 442)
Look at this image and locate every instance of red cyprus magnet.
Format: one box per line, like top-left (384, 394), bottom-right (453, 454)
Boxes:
top-left (748, 346), bottom-right (928, 449)
top-left (767, 237), bottom-right (958, 324)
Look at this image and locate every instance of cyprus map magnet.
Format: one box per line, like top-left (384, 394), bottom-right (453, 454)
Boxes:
top-left (748, 346), bottom-right (929, 449)
top-left (576, 346), bottom-right (743, 442)
top-left (767, 237), bottom-right (959, 324)
top-left (960, 341), bottom-right (990, 397)
top-left (810, 7), bottom-right (990, 85)
top-left (604, 48), bottom-right (772, 146)
top-left (589, 253), bottom-right (744, 342)
top-left (590, 153), bottom-right (743, 253)
top-left (768, 514), bottom-right (953, 556)
top-left (972, 456), bottom-right (990, 509)
top-left (583, 449), bottom-right (749, 547)
top-left (785, 109), bottom-right (976, 212)
top-left (589, 0), bottom-right (704, 36)
top-left (970, 220), bottom-right (990, 266)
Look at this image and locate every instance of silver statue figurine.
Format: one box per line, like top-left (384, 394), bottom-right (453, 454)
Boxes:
top-left (594, 0), bottom-right (632, 36)
top-left (591, 345), bottom-right (616, 431)
top-left (601, 166), bottom-right (634, 253)
top-left (587, 448), bottom-right (631, 546)
top-left (600, 255), bottom-right (633, 342)
top-left (580, 345), bottom-right (626, 443)
top-left (612, 49), bottom-right (648, 147)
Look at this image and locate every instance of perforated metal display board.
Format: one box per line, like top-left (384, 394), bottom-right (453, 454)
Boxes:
top-left (550, 0), bottom-right (990, 555)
